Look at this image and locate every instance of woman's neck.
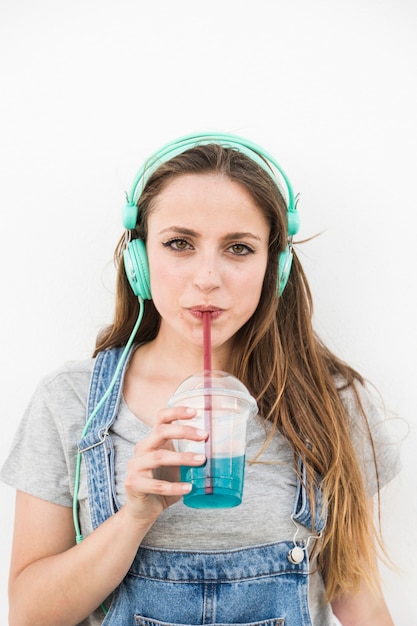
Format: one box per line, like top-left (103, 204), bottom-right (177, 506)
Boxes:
top-left (137, 332), bottom-right (232, 383)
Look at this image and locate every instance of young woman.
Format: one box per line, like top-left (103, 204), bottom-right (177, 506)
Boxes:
top-left (1, 133), bottom-right (400, 625)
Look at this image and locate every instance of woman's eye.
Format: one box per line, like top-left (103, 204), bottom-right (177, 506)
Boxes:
top-left (229, 243), bottom-right (254, 255)
top-left (163, 238), bottom-right (192, 251)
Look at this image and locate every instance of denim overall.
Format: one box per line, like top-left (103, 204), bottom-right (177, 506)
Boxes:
top-left (79, 347), bottom-right (327, 626)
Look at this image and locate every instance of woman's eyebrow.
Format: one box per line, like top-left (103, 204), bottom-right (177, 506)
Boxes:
top-left (158, 227), bottom-right (261, 241)
top-left (158, 226), bottom-right (198, 236)
top-left (224, 232), bottom-right (262, 241)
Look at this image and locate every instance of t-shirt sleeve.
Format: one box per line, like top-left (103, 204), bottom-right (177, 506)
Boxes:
top-left (0, 365), bottom-right (89, 507)
top-left (340, 380), bottom-right (402, 497)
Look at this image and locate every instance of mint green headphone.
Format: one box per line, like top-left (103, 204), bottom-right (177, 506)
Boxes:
top-left (122, 132), bottom-right (300, 299)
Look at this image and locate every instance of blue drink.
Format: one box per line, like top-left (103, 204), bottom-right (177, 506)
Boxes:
top-left (180, 455), bottom-right (245, 508)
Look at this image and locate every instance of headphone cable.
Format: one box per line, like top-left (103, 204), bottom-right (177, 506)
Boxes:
top-left (72, 297), bottom-right (144, 544)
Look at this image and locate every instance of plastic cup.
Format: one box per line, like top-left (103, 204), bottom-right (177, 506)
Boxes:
top-left (168, 370), bottom-right (258, 509)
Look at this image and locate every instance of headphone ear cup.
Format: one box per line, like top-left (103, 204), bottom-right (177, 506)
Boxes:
top-left (123, 239), bottom-right (152, 300)
top-left (277, 244), bottom-right (293, 296)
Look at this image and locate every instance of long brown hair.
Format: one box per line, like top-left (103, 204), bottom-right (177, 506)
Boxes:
top-left (95, 143), bottom-right (382, 600)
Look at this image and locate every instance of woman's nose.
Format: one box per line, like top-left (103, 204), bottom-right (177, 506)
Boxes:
top-left (192, 255), bottom-right (222, 292)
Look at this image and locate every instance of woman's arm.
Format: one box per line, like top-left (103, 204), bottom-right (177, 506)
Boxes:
top-left (9, 492), bottom-right (152, 626)
top-left (331, 498), bottom-right (394, 626)
top-left (331, 584), bottom-right (394, 626)
top-left (8, 405), bottom-right (207, 626)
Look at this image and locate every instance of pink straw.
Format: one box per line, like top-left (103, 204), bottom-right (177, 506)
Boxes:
top-left (203, 310), bottom-right (212, 372)
top-left (202, 311), bottom-right (213, 494)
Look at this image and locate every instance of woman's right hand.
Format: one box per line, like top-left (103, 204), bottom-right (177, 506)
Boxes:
top-left (124, 405), bottom-right (207, 524)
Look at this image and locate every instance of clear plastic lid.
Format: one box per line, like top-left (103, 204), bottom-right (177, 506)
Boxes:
top-left (168, 370), bottom-right (258, 416)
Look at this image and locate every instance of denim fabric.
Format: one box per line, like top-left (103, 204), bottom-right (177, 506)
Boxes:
top-left (80, 347), bottom-right (327, 626)
top-left (79, 346), bottom-right (127, 526)
top-left (293, 459), bottom-right (326, 534)
top-left (104, 543), bottom-right (312, 625)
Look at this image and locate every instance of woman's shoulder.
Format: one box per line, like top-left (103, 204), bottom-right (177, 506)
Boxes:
top-left (335, 375), bottom-right (387, 427)
top-left (40, 356), bottom-right (95, 394)
top-left (336, 375), bottom-right (402, 492)
top-left (41, 345), bottom-right (135, 392)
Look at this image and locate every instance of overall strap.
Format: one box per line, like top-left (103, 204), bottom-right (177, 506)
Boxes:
top-left (78, 345), bottom-right (135, 529)
top-left (292, 458), bottom-right (327, 533)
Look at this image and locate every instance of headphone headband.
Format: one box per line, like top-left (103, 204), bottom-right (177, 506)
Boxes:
top-left (122, 132), bottom-right (300, 237)
top-left (122, 132), bottom-right (300, 299)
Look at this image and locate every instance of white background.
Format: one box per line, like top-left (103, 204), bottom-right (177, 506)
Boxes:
top-left (0, 0), bottom-right (416, 623)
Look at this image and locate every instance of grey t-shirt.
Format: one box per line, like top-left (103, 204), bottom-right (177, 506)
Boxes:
top-left (0, 357), bottom-right (401, 626)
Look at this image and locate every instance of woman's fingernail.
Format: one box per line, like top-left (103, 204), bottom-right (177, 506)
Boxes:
top-left (194, 454), bottom-right (206, 462)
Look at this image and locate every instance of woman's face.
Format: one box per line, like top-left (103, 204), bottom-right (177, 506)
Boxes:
top-left (145, 173), bottom-right (270, 353)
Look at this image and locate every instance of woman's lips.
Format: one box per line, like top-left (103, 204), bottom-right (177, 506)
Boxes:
top-left (189, 307), bottom-right (223, 320)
